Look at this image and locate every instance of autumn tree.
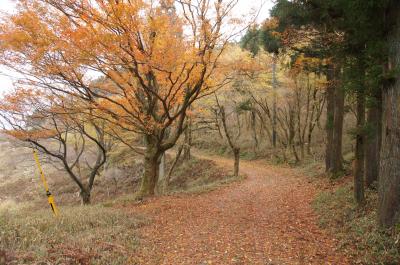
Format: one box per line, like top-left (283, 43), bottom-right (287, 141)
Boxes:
top-left (0, 88), bottom-right (109, 204)
top-left (214, 93), bottom-right (241, 177)
top-left (242, 18), bottom-right (283, 149)
top-left (191, 45), bottom-right (266, 174)
top-left (0, 0), bottom-right (245, 197)
top-left (288, 56), bottom-right (326, 159)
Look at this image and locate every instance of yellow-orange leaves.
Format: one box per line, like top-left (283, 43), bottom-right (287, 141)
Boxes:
top-left (1, 0), bottom-right (243, 139)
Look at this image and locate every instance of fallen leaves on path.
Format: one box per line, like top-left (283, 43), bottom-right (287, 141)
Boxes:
top-left (128, 156), bottom-right (349, 264)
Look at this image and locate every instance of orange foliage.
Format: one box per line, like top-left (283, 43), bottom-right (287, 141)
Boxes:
top-left (0, 0), bottom-right (243, 141)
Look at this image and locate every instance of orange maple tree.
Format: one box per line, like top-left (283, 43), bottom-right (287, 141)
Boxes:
top-left (0, 0), bottom-right (244, 196)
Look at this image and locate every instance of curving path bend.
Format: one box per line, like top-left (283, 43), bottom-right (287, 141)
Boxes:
top-left (128, 155), bottom-right (349, 265)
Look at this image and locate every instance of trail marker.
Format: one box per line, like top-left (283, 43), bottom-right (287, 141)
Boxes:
top-left (32, 149), bottom-right (59, 217)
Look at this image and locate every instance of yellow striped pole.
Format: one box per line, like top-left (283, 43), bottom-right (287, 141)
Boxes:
top-left (32, 149), bottom-right (59, 217)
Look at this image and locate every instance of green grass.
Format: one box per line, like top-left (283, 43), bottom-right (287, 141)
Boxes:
top-left (0, 201), bottom-right (145, 264)
top-left (313, 185), bottom-right (400, 264)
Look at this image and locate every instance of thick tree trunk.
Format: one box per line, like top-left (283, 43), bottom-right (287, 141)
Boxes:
top-left (140, 154), bottom-right (159, 197)
top-left (139, 138), bottom-right (161, 197)
top-left (332, 85), bottom-right (345, 173)
top-left (325, 66), bottom-right (335, 172)
top-left (354, 89), bottom-right (366, 205)
top-left (378, 5), bottom-right (400, 228)
top-left (365, 91), bottom-right (382, 188)
top-left (233, 147), bottom-right (240, 177)
top-left (378, 4), bottom-right (400, 227)
top-left (378, 87), bottom-right (400, 226)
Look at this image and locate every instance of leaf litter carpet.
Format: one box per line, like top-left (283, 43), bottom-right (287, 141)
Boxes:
top-left (128, 156), bottom-right (349, 265)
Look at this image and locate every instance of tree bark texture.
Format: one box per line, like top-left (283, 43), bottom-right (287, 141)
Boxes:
top-left (378, 4), bottom-right (400, 227)
top-left (354, 89), bottom-right (366, 205)
top-left (325, 65), bottom-right (335, 172)
top-left (365, 91), bottom-right (382, 188)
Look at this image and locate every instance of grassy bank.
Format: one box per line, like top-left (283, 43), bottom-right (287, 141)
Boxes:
top-left (0, 142), bottom-right (235, 264)
top-left (312, 182), bottom-right (400, 264)
top-left (0, 202), bottom-right (145, 264)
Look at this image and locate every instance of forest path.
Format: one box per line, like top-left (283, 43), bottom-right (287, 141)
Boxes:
top-left (128, 155), bottom-right (349, 264)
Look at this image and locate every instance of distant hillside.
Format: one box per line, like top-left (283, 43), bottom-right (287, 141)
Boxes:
top-left (0, 135), bottom-right (229, 208)
top-left (0, 134), bottom-right (40, 204)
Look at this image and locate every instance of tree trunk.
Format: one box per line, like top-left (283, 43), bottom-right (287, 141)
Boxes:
top-left (291, 143), bottom-right (300, 163)
top-left (354, 89), bottom-right (366, 205)
top-left (139, 138), bottom-right (160, 197)
top-left (288, 107), bottom-right (300, 163)
top-left (378, 84), bottom-right (400, 226)
top-left (156, 152), bottom-right (166, 193)
top-left (183, 119), bottom-right (192, 161)
top-left (251, 111), bottom-right (258, 153)
top-left (325, 65), bottom-right (335, 172)
top-left (233, 147), bottom-right (240, 177)
top-left (365, 91), bottom-right (382, 188)
top-left (164, 145), bottom-right (184, 190)
top-left (307, 132), bottom-right (312, 155)
top-left (217, 101), bottom-right (241, 178)
top-left (272, 54), bottom-right (278, 148)
top-left (80, 189), bottom-right (91, 205)
top-left (378, 5), bottom-right (400, 227)
top-left (159, 152), bottom-right (166, 180)
top-left (332, 85), bottom-right (345, 174)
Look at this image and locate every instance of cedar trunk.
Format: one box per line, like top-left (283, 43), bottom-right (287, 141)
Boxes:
top-left (378, 85), bottom-right (400, 226)
top-left (325, 66), bottom-right (335, 172)
top-left (332, 85), bottom-right (345, 173)
top-left (378, 5), bottom-right (400, 227)
top-left (365, 91), bottom-right (382, 188)
top-left (272, 54), bottom-right (278, 148)
top-left (354, 89), bottom-right (365, 205)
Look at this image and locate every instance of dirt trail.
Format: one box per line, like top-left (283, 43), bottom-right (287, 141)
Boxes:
top-left (129, 155), bottom-right (349, 265)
